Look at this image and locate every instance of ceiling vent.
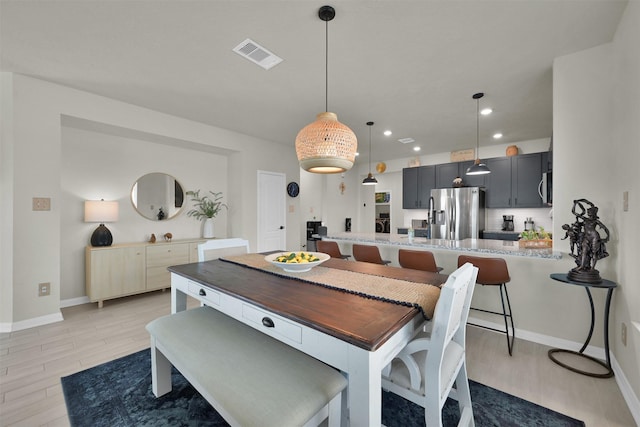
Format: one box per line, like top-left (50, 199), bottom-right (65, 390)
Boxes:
top-left (398, 138), bottom-right (415, 144)
top-left (233, 38), bottom-right (283, 70)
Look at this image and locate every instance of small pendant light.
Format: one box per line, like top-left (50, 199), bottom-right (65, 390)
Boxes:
top-left (362, 121), bottom-right (378, 185)
top-left (466, 92), bottom-right (491, 176)
top-left (295, 6), bottom-right (357, 174)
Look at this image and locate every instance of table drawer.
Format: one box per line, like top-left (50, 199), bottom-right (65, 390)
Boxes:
top-left (188, 281), bottom-right (221, 307)
top-left (242, 304), bottom-right (302, 344)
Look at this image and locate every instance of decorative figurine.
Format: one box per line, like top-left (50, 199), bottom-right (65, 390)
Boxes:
top-left (452, 176), bottom-right (463, 188)
top-left (562, 199), bottom-right (610, 283)
top-left (157, 207), bottom-right (166, 220)
top-left (149, 233), bottom-right (156, 243)
top-left (163, 232), bottom-right (173, 242)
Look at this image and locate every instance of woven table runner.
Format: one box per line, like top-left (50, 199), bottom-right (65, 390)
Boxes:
top-left (221, 253), bottom-right (441, 320)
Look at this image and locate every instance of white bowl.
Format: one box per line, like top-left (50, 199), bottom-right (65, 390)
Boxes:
top-left (265, 251), bottom-right (330, 273)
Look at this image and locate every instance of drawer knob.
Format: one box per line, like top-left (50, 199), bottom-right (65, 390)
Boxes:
top-left (199, 289), bottom-right (206, 297)
top-left (261, 317), bottom-right (275, 328)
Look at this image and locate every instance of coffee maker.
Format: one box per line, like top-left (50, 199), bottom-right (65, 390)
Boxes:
top-left (502, 215), bottom-right (514, 231)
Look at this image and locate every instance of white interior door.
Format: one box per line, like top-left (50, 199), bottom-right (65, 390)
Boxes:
top-left (257, 170), bottom-right (286, 252)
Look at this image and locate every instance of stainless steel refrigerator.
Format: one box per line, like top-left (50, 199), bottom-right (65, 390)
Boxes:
top-left (430, 187), bottom-right (485, 240)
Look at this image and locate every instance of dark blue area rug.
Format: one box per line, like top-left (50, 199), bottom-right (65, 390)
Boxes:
top-left (61, 349), bottom-right (584, 427)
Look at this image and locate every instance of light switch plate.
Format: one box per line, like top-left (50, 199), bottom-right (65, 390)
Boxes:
top-left (33, 197), bottom-right (51, 211)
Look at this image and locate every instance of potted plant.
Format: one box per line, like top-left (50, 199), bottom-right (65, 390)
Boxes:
top-left (519, 226), bottom-right (552, 248)
top-left (186, 190), bottom-right (227, 238)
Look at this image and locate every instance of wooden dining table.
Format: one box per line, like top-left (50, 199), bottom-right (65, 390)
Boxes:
top-left (169, 256), bottom-right (447, 426)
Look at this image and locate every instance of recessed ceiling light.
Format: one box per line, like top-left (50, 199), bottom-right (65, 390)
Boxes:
top-left (398, 138), bottom-right (415, 144)
top-left (355, 152), bottom-right (360, 156)
top-left (493, 133), bottom-right (503, 139)
top-left (384, 130), bottom-right (392, 136)
top-left (480, 108), bottom-right (492, 115)
top-left (413, 146), bottom-right (421, 152)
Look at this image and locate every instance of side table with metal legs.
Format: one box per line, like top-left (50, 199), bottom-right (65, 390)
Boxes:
top-left (548, 273), bottom-right (616, 378)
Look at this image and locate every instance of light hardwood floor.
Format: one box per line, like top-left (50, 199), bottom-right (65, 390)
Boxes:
top-left (0, 290), bottom-right (636, 427)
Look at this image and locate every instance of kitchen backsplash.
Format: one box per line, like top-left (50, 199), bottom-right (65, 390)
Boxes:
top-left (401, 206), bottom-right (553, 235)
top-left (486, 207), bottom-right (553, 233)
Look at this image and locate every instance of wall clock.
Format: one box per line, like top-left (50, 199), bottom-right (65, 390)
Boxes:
top-left (287, 181), bottom-right (300, 198)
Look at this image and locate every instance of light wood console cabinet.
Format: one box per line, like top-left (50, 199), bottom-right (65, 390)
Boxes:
top-left (86, 238), bottom-right (204, 307)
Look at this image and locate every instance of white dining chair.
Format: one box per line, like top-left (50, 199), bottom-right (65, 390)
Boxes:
top-left (197, 238), bottom-right (250, 262)
top-left (382, 262), bottom-right (478, 427)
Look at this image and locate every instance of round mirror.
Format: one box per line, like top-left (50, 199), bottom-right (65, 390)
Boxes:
top-left (131, 173), bottom-right (185, 221)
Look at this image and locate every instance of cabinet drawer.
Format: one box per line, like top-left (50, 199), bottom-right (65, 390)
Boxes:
top-left (146, 243), bottom-right (190, 267)
top-left (241, 304), bottom-right (302, 344)
top-left (187, 281), bottom-right (221, 306)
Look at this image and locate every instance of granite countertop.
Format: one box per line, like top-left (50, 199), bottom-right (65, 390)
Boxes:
top-left (323, 232), bottom-right (561, 260)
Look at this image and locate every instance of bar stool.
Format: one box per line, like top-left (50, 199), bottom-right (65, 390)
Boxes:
top-left (352, 244), bottom-right (391, 265)
top-left (458, 255), bottom-right (515, 355)
top-left (316, 240), bottom-right (350, 259)
top-left (398, 249), bottom-right (443, 273)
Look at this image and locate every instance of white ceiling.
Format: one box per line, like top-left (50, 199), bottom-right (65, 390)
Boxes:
top-left (0, 0), bottom-right (628, 165)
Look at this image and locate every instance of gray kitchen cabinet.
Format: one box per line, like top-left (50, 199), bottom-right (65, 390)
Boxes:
top-left (436, 161), bottom-right (486, 188)
top-left (512, 153), bottom-right (544, 207)
top-left (485, 153), bottom-right (544, 208)
top-left (435, 163), bottom-right (459, 188)
top-left (402, 166), bottom-right (435, 209)
top-left (485, 157), bottom-right (512, 207)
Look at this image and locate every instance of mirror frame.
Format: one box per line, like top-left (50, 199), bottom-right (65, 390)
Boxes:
top-left (130, 172), bottom-right (185, 221)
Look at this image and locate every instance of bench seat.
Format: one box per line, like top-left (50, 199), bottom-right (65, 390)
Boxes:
top-left (146, 306), bottom-right (347, 427)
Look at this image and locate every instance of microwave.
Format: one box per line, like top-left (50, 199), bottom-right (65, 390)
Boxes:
top-left (539, 171), bottom-right (552, 205)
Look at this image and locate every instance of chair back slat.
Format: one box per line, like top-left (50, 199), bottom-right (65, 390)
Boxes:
top-left (197, 238), bottom-right (250, 262)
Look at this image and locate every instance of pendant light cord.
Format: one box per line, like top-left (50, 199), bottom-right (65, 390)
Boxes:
top-left (476, 96), bottom-right (480, 153)
top-left (325, 18), bottom-right (329, 113)
top-left (369, 125), bottom-right (372, 174)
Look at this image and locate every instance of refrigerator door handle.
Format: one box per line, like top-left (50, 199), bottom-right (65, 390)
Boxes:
top-left (451, 198), bottom-right (456, 239)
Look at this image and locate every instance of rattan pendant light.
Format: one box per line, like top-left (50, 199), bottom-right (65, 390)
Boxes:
top-left (362, 121), bottom-right (378, 185)
top-left (295, 5), bottom-right (357, 174)
top-left (466, 92), bottom-right (491, 176)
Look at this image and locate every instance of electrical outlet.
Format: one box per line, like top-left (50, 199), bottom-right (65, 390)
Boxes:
top-left (32, 197), bottom-right (51, 211)
top-left (622, 322), bottom-right (627, 346)
top-left (38, 282), bottom-right (50, 297)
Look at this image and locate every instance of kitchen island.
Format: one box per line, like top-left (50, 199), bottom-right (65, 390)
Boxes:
top-left (323, 232), bottom-right (561, 260)
top-left (321, 233), bottom-right (603, 357)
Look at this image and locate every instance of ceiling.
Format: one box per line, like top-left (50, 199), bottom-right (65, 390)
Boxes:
top-left (0, 1), bottom-right (628, 166)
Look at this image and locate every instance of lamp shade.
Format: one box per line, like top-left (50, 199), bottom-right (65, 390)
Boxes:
top-left (295, 112), bottom-right (357, 174)
top-left (84, 200), bottom-right (119, 223)
top-left (466, 159), bottom-right (491, 175)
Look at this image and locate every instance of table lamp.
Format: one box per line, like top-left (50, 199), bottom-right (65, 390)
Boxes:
top-left (85, 199), bottom-right (119, 247)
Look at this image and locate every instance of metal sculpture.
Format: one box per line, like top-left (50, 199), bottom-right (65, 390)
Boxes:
top-left (562, 199), bottom-right (610, 283)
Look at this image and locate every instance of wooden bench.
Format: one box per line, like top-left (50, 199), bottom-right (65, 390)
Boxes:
top-left (146, 306), bottom-right (347, 427)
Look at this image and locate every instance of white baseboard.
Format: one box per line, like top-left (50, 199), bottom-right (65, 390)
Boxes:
top-left (467, 316), bottom-right (640, 426)
top-left (60, 296), bottom-right (90, 308)
top-left (611, 355), bottom-right (640, 426)
top-left (0, 296), bottom-right (89, 332)
top-left (0, 311), bottom-right (64, 333)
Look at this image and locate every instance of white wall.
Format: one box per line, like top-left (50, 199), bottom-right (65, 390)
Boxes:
top-left (1, 73), bottom-right (301, 327)
top-left (60, 126), bottom-right (228, 300)
top-left (554, 0), bottom-right (639, 406)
